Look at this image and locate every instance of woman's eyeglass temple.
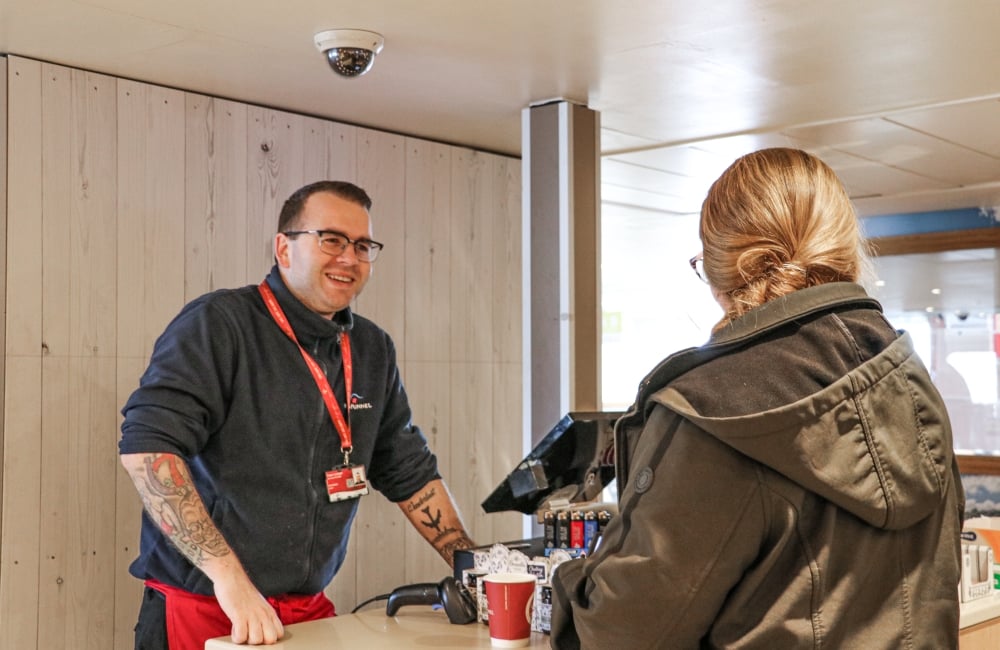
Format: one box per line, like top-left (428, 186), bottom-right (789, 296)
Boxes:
top-left (283, 230), bottom-right (385, 262)
top-left (689, 253), bottom-right (707, 283)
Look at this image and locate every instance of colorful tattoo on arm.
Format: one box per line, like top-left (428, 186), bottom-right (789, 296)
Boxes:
top-left (132, 453), bottom-right (231, 567)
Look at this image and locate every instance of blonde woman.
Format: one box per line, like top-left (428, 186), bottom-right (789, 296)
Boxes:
top-left (551, 148), bottom-right (963, 649)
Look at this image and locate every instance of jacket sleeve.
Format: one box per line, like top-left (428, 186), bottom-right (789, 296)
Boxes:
top-left (119, 296), bottom-right (237, 457)
top-left (550, 406), bottom-right (768, 650)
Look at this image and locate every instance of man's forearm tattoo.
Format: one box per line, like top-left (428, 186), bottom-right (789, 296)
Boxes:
top-left (406, 485), bottom-right (475, 562)
top-left (438, 535), bottom-right (475, 560)
top-left (420, 506), bottom-right (444, 533)
top-left (406, 487), bottom-right (436, 513)
top-left (133, 454), bottom-right (230, 566)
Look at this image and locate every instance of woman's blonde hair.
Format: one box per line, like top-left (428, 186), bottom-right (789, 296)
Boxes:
top-left (700, 147), bottom-right (872, 330)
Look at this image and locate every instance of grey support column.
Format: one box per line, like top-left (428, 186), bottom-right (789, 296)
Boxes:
top-left (522, 100), bottom-right (601, 447)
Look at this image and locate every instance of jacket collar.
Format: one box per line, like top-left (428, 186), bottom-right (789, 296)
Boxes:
top-left (263, 265), bottom-right (353, 343)
top-left (623, 282), bottom-right (882, 428)
top-left (709, 282), bottom-right (881, 348)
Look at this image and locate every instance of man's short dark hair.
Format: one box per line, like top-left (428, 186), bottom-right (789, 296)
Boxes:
top-left (277, 181), bottom-right (373, 232)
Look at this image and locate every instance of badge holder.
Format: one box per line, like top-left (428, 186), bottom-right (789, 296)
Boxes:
top-left (325, 447), bottom-right (370, 502)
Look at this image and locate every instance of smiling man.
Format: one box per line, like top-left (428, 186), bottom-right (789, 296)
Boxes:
top-left (119, 181), bottom-right (475, 649)
top-left (276, 188), bottom-right (374, 317)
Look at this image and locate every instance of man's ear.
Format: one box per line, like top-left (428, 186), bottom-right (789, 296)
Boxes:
top-left (274, 233), bottom-right (290, 268)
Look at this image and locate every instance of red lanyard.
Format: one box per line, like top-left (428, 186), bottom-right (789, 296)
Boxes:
top-left (258, 281), bottom-right (354, 464)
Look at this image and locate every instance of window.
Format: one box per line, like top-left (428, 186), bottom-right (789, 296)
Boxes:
top-left (601, 223), bottom-right (1000, 457)
top-left (600, 206), bottom-right (720, 411)
top-left (869, 248), bottom-right (1000, 455)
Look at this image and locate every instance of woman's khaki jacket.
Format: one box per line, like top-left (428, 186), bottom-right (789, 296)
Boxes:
top-left (551, 283), bottom-right (964, 649)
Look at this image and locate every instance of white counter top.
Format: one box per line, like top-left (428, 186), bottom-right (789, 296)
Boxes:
top-left (204, 595), bottom-right (996, 647)
top-left (205, 606), bottom-right (549, 649)
top-left (961, 593), bottom-right (1000, 629)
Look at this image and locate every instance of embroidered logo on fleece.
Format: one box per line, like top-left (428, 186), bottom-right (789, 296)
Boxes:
top-left (349, 392), bottom-right (374, 411)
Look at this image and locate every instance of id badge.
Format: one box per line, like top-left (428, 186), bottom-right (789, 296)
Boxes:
top-left (325, 464), bottom-right (370, 502)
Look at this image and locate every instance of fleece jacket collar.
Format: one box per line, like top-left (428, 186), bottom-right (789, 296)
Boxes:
top-left (264, 265), bottom-right (353, 345)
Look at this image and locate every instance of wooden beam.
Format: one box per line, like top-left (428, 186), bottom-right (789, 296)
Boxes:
top-left (957, 454), bottom-right (1000, 476)
top-left (868, 228), bottom-right (1000, 257)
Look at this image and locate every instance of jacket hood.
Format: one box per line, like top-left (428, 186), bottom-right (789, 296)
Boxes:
top-left (637, 284), bottom-right (954, 530)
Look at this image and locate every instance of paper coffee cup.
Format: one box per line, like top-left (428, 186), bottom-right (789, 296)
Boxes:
top-left (483, 573), bottom-right (536, 648)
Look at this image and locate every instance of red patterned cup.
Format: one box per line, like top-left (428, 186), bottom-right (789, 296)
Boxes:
top-left (483, 573), bottom-right (536, 648)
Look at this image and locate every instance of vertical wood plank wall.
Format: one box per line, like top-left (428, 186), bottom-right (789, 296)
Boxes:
top-left (0, 57), bottom-right (6, 537)
top-left (0, 55), bottom-right (524, 650)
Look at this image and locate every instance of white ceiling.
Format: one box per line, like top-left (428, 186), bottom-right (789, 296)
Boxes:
top-left (2, 0), bottom-right (1000, 221)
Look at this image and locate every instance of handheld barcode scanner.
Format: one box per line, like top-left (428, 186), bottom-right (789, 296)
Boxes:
top-left (385, 576), bottom-right (477, 624)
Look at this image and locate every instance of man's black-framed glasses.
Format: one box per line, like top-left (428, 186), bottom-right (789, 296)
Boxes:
top-left (283, 230), bottom-right (385, 262)
top-left (689, 253), bottom-right (708, 283)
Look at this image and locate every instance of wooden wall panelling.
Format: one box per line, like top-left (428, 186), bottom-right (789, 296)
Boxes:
top-left (403, 139), bottom-right (452, 363)
top-left (354, 128), bottom-right (406, 345)
top-left (116, 80), bottom-right (186, 367)
top-left (1, 55), bottom-right (44, 650)
top-left (0, 56), bottom-right (7, 509)
top-left (114, 78), bottom-right (187, 648)
top-left (490, 155), bottom-right (524, 542)
top-left (247, 107), bottom-right (305, 281)
top-left (450, 149), bottom-right (493, 363)
top-left (39, 354), bottom-right (72, 646)
top-left (4, 56), bottom-right (44, 355)
top-left (41, 354), bottom-right (120, 649)
top-left (37, 65), bottom-right (119, 650)
top-left (39, 64), bottom-right (72, 354)
top-left (449, 150), bottom-right (496, 543)
top-left (36, 64), bottom-right (74, 649)
top-left (302, 116), bottom-right (357, 185)
top-left (401, 139), bottom-right (455, 583)
top-left (185, 94), bottom-right (250, 298)
top-left (32, 60), bottom-right (72, 649)
top-left (0, 359), bottom-right (42, 649)
top-left (353, 128), bottom-right (410, 601)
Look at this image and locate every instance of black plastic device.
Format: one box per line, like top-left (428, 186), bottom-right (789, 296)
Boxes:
top-left (385, 576), bottom-right (478, 624)
top-left (481, 411), bottom-right (621, 514)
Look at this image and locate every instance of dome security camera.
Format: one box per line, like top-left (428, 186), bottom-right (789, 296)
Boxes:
top-left (314, 29), bottom-right (385, 78)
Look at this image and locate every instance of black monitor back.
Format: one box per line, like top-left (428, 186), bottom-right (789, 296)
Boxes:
top-left (481, 411), bottom-right (621, 515)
